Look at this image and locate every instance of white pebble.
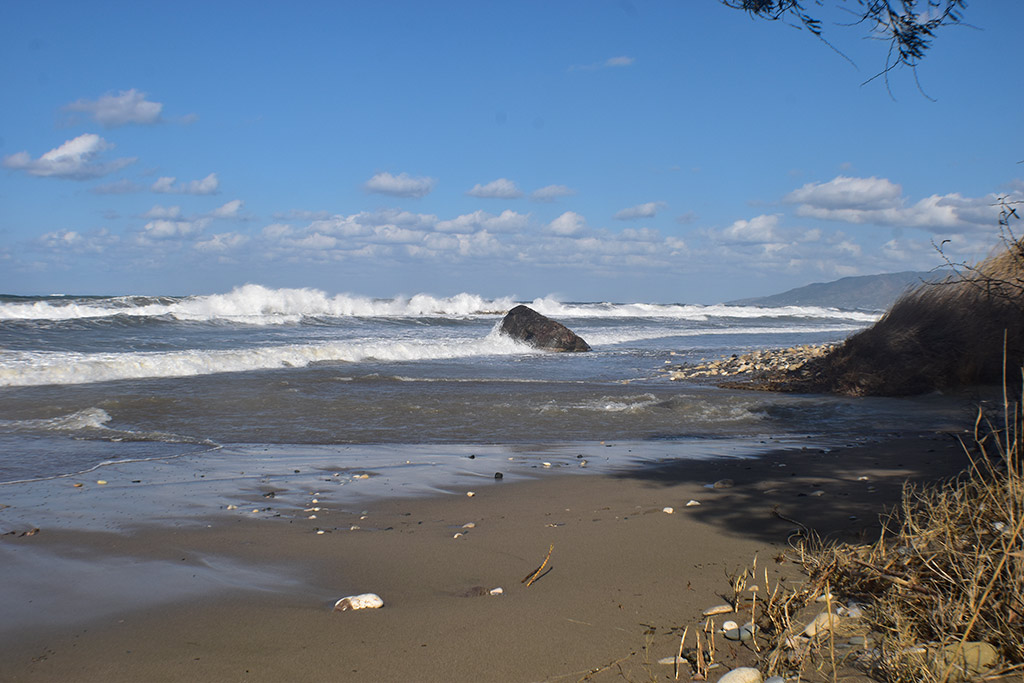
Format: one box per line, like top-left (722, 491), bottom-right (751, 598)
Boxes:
top-left (333, 593), bottom-right (383, 612)
top-left (685, 500), bottom-right (700, 507)
top-left (489, 587), bottom-right (503, 596)
top-left (462, 522), bottom-right (476, 528)
top-left (717, 667), bottom-right (762, 683)
top-left (316, 530), bottom-right (325, 535)
top-left (662, 507), bottom-right (674, 514)
top-left (466, 491), bottom-right (475, 497)
top-left (657, 655), bottom-right (689, 666)
top-left (703, 604), bottom-right (734, 616)
top-left (226, 504), bottom-right (238, 510)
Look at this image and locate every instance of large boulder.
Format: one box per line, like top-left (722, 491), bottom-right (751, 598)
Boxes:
top-left (499, 305), bottom-right (591, 352)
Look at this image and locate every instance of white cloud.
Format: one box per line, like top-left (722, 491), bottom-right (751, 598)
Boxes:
top-left (436, 210), bottom-right (528, 233)
top-left (195, 232), bottom-right (248, 252)
top-left (719, 214), bottom-right (783, 244)
top-left (209, 199), bottom-right (244, 218)
top-left (2, 134), bottom-right (136, 180)
top-left (785, 175), bottom-right (1005, 232)
top-left (546, 211), bottom-right (587, 236)
top-left (605, 56), bottom-right (635, 67)
top-left (466, 178), bottom-right (523, 199)
top-left (37, 228), bottom-right (117, 254)
top-left (64, 89), bottom-right (163, 127)
top-left (614, 201), bottom-right (666, 220)
top-left (363, 171), bottom-right (435, 198)
top-left (151, 173), bottom-right (220, 195)
top-left (785, 176), bottom-right (903, 210)
top-left (139, 217), bottom-right (209, 240)
top-left (531, 185), bottom-right (575, 202)
top-left (142, 205), bottom-right (182, 219)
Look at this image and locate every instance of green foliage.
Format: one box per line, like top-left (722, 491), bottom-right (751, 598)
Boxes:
top-left (720, 0), bottom-right (968, 76)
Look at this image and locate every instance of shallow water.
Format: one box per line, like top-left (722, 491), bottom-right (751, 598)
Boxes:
top-left (0, 286), bottom-right (969, 484)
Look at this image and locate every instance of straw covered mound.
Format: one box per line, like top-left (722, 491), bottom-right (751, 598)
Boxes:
top-left (768, 240), bottom-right (1024, 396)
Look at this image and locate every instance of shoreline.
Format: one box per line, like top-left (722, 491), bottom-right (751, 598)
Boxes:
top-left (0, 431), bottom-right (971, 682)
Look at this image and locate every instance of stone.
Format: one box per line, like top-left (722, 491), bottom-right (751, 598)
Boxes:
top-left (803, 611), bottom-right (840, 637)
top-left (499, 305), bottom-right (591, 352)
top-left (717, 666), bottom-right (763, 683)
top-left (934, 641), bottom-right (998, 678)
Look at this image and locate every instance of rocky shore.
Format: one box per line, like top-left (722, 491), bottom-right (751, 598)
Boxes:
top-left (664, 344), bottom-right (838, 382)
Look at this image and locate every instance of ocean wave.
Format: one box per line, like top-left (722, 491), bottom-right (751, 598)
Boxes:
top-left (0, 285), bottom-right (879, 324)
top-left (0, 330), bottom-right (536, 387)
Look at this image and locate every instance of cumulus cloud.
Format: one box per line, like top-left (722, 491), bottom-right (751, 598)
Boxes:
top-left (436, 210), bottom-right (529, 233)
top-left (142, 205), bottom-right (182, 219)
top-left (718, 214), bottom-right (783, 244)
top-left (2, 134), bottom-right (136, 180)
top-left (531, 185), bottom-right (575, 202)
top-left (785, 176), bottom-right (903, 210)
top-left (151, 173), bottom-right (220, 195)
top-left (363, 171), bottom-right (435, 198)
top-left (614, 201), bottom-right (666, 220)
top-left (546, 211), bottom-right (587, 236)
top-left (784, 175), bottom-right (1002, 232)
top-left (37, 228), bottom-right (117, 254)
top-left (139, 217), bottom-right (209, 241)
top-left (209, 199), bottom-right (244, 218)
top-left (466, 178), bottom-right (523, 199)
top-left (195, 232), bottom-right (249, 252)
top-left (64, 89), bottom-right (163, 128)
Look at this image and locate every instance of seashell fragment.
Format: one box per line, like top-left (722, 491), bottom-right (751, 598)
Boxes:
top-left (466, 491), bottom-right (475, 497)
top-left (703, 604), bottom-right (734, 616)
top-left (685, 500), bottom-right (701, 507)
top-left (717, 666), bottom-right (763, 683)
top-left (489, 587), bottom-right (503, 595)
top-left (462, 522), bottom-right (476, 528)
top-left (226, 504), bottom-right (237, 510)
top-left (662, 507), bottom-right (674, 514)
top-left (96, 480), bottom-right (107, 485)
top-left (333, 593), bottom-right (383, 612)
top-left (657, 655), bottom-right (689, 666)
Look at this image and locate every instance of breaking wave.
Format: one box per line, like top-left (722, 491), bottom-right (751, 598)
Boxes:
top-left (0, 285), bottom-right (879, 324)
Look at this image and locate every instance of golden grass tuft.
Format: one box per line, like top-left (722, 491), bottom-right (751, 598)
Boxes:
top-left (742, 383), bottom-right (1024, 682)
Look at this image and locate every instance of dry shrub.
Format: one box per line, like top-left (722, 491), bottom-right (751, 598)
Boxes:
top-left (764, 389), bottom-right (1024, 682)
top-left (772, 205), bottom-right (1024, 396)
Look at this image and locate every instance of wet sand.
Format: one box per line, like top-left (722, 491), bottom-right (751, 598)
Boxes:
top-left (0, 433), bottom-right (969, 682)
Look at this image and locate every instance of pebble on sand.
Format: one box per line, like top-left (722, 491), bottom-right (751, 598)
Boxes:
top-left (333, 593), bottom-right (384, 612)
top-left (702, 604), bottom-right (734, 616)
top-left (717, 666), bottom-right (762, 683)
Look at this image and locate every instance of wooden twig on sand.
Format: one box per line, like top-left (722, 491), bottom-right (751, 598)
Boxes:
top-left (522, 544), bottom-right (554, 587)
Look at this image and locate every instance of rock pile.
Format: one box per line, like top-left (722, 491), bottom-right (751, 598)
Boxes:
top-left (664, 344), bottom-right (837, 381)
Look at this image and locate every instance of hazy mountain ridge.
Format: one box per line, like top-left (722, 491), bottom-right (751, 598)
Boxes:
top-left (729, 271), bottom-right (950, 312)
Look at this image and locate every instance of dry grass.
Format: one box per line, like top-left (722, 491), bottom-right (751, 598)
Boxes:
top-left (736, 384), bottom-right (1024, 682)
top-left (765, 208), bottom-right (1024, 397)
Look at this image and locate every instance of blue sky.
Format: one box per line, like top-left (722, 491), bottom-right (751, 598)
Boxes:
top-left (1, 1), bottom-right (1021, 303)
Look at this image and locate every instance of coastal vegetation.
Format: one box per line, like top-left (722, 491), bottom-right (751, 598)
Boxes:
top-left (709, 389), bottom-right (1024, 682)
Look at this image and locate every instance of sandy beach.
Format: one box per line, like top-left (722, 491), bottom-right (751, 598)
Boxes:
top-left (0, 432), bottom-right (970, 683)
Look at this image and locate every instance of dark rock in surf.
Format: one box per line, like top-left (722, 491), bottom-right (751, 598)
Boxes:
top-left (499, 305), bottom-right (591, 352)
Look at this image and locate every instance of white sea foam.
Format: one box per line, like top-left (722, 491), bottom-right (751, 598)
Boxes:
top-left (0, 330), bottom-right (536, 387)
top-left (0, 407), bottom-right (113, 431)
top-left (0, 285), bottom-right (879, 324)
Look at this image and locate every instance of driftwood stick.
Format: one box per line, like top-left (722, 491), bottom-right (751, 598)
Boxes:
top-left (522, 543), bottom-right (554, 587)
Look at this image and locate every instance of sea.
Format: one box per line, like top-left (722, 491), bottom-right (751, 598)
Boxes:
top-left (0, 284), bottom-right (972, 489)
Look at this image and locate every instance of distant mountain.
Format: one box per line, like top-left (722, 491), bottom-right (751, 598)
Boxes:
top-left (728, 270), bottom-right (950, 312)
